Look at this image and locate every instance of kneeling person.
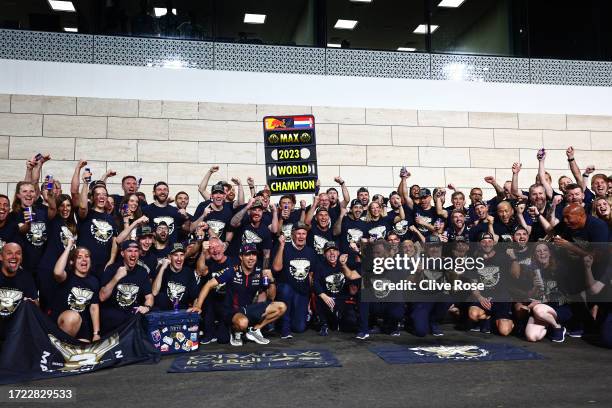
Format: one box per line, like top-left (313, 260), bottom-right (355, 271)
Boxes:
top-left (189, 244), bottom-right (286, 346)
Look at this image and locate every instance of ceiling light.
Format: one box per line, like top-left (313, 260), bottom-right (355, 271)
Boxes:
top-left (154, 8), bottom-right (177, 17)
top-left (438, 0), bottom-right (466, 7)
top-left (397, 47), bottom-right (416, 52)
top-left (350, 0), bottom-right (373, 3)
top-left (63, 27), bottom-right (78, 32)
top-left (327, 43), bottom-right (341, 48)
top-left (413, 24), bottom-right (439, 34)
top-left (334, 19), bottom-right (358, 30)
top-left (244, 13), bottom-right (266, 24)
top-left (47, 1), bottom-right (75, 12)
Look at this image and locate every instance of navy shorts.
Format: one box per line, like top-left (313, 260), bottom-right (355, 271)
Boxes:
top-left (227, 301), bottom-right (271, 326)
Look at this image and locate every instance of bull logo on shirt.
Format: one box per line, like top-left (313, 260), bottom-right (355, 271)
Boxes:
top-left (0, 288), bottom-right (23, 317)
top-left (347, 228), bottom-right (363, 244)
top-left (27, 221), bottom-right (47, 247)
top-left (394, 220), bottom-right (409, 236)
top-left (242, 229), bottom-right (262, 245)
top-left (167, 281), bottom-right (186, 303)
top-left (154, 216), bottom-right (175, 235)
top-left (116, 283), bottom-right (139, 307)
top-left (289, 259), bottom-right (311, 281)
top-left (68, 287), bottom-right (94, 313)
top-left (91, 219), bottom-right (113, 243)
top-left (409, 345), bottom-right (489, 360)
top-left (325, 273), bottom-right (345, 294)
top-left (368, 226), bottom-right (387, 241)
top-left (313, 235), bottom-right (329, 255)
top-left (423, 269), bottom-right (443, 282)
top-left (417, 216), bottom-right (432, 233)
top-left (477, 266), bottom-right (500, 288)
top-left (207, 220), bottom-right (226, 237)
top-left (48, 333), bottom-right (119, 372)
top-left (60, 226), bottom-right (75, 249)
top-left (373, 278), bottom-right (391, 299)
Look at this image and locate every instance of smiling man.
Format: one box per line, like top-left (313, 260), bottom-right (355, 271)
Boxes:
top-left (143, 181), bottom-right (189, 245)
top-left (152, 243), bottom-right (200, 310)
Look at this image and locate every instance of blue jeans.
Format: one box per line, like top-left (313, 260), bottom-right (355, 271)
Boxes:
top-left (410, 302), bottom-right (452, 337)
top-left (277, 283), bottom-right (309, 334)
top-left (359, 302), bottom-right (404, 333)
top-left (203, 296), bottom-right (229, 343)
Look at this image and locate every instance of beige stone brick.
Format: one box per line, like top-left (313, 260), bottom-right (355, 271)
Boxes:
top-left (11, 95), bottom-right (76, 115)
top-left (0, 183), bottom-right (7, 195)
top-left (167, 163), bottom-right (228, 186)
top-left (77, 97), bottom-right (138, 117)
top-left (518, 113), bottom-right (566, 130)
top-left (256, 143), bottom-right (265, 164)
top-left (567, 115), bottom-right (612, 131)
top-left (495, 168), bottom-right (539, 189)
top-left (470, 148), bottom-right (519, 168)
top-left (43, 115), bottom-right (107, 139)
top-left (444, 128), bottom-right (494, 148)
top-left (0, 113), bottom-right (42, 136)
top-left (0, 160), bottom-right (24, 182)
top-left (108, 117), bottom-right (168, 140)
top-left (519, 149), bottom-right (570, 169)
top-left (418, 110), bottom-right (468, 127)
top-left (366, 108), bottom-right (418, 126)
top-left (199, 102), bottom-right (258, 121)
top-left (367, 146), bottom-right (419, 166)
top-left (591, 132), bottom-right (612, 150)
top-left (139, 100), bottom-right (162, 118)
top-left (76, 139), bottom-right (137, 162)
top-left (108, 162), bottom-right (169, 185)
top-left (392, 126), bottom-right (444, 146)
top-left (138, 141), bottom-right (198, 163)
top-left (391, 166), bottom-right (445, 188)
top-left (445, 167), bottom-right (496, 187)
top-left (43, 160), bottom-right (107, 183)
top-left (543, 130), bottom-right (590, 150)
top-left (576, 150), bottom-right (612, 170)
top-left (198, 142), bottom-right (257, 164)
top-left (339, 166), bottom-right (393, 187)
top-left (317, 145), bottom-right (366, 165)
top-left (311, 106), bottom-right (365, 124)
top-left (161, 101), bottom-right (199, 119)
top-left (419, 147), bottom-right (470, 167)
top-left (339, 124), bottom-right (392, 145)
top-left (316, 166), bottom-right (341, 184)
top-left (9, 136), bottom-right (74, 160)
top-left (493, 129), bottom-right (543, 149)
top-left (469, 112), bottom-right (517, 129)
top-left (0, 136), bottom-right (7, 159)
top-left (226, 164), bottom-right (266, 186)
top-left (0, 95), bottom-right (9, 112)
top-left (169, 120), bottom-right (260, 142)
top-left (256, 105), bottom-right (311, 121)
top-left (315, 123), bottom-right (338, 144)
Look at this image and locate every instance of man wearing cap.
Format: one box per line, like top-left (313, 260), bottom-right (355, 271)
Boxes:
top-left (150, 220), bottom-right (173, 267)
top-left (142, 181), bottom-right (189, 245)
top-left (273, 222), bottom-right (318, 338)
top-left (99, 240), bottom-right (153, 334)
top-left (135, 225), bottom-right (158, 278)
top-left (307, 206), bottom-right (335, 256)
top-left (152, 243), bottom-right (200, 310)
top-left (326, 176), bottom-right (350, 226)
top-left (468, 201), bottom-right (496, 242)
top-left (467, 232), bottom-right (517, 336)
top-left (314, 241), bottom-right (357, 336)
top-left (388, 191), bottom-right (414, 242)
top-left (334, 198), bottom-right (368, 256)
top-left (229, 197), bottom-right (274, 267)
top-left (189, 243), bottom-right (285, 346)
top-left (191, 182), bottom-right (236, 244)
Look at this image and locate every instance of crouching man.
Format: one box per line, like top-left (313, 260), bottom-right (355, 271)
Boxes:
top-left (189, 244), bottom-right (286, 346)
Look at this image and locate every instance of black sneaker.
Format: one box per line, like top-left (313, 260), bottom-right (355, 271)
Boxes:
top-left (200, 337), bottom-right (217, 345)
top-left (550, 327), bottom-right (567, 343)
top-left (319, 325), bottom-right (329, 337)
top-left (431, 323), bottom-right (444, 337)
top-left (480, 319), bottom-right (491, 334)
top-left (355, 331), bottom-right (370, 340)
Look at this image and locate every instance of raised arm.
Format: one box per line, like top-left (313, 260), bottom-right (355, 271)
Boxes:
top-left (334, 176), bottom-right (350, 207)
top-left (272, 235), bottom-right (285, 273)
top-left (231, 177), bottom-right (245, 207)
top-left (53, 238), bottom-right (74, 283)
top-left (566, 147), bottom-right (584, 189)
top-left (116, 215), bottom-right (149, 244)
top-left (198, 166), bottom-right (219, 200)
top-left (511, 162), bottom-right (523, 198)
top-left (484, 176), bottom-right (504, 200)
top-left (333, 206), bottom-right (347, 236)
top-left (230, 197), bottom-right (254, 228)
top-left (398, 168), bottom-right (414, 210)
top-left (78, 169), bottom-right (91, 220)
top-left (304, 195), bottom-right (320, 226)
top-left (71, 159), bottom-right (87, 206)
top-left (537, 150), bottom-right (554, 199)
top-left (339, 254), bottom-right (361, 280)
top-left (152, 258), bottom-right (170, 296)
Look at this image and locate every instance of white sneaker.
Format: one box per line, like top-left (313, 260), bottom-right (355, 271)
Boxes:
top-left (245, 327), bottom-right (270, 345)
top-left (229, 331), bottom-right (243, 347)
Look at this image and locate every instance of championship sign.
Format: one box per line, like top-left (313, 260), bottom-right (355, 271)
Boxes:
top-left (263, 115), bottom-right (318, 195)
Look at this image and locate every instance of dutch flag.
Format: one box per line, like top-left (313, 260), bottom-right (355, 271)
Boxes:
top-left (293, 116), bottom-right (313, 129)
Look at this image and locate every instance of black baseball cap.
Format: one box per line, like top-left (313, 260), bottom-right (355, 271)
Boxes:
top-left (292, 222), bottom-right (308, 232)
top-left (323, 241), bottom-right (339, 252)
top-left (419, 188), bottom-right (432, 198)
top-left (137, 225), bottom-right (154, 238)
top-left (479, 232), bottom-right (495, 241)
top-left (211, 183), bottom-right (225, 194)
top-left (240, 243), bottom-right (258, 255)
top-left (250, 199), bottom-right (264, 210)
top-left (169, 243), bottom-right (185, 254)
top-left (156, 220), bottom-right (169, 228)
top-left (350, 199), bottom-right (362, 208)
top-left (120, 240), bottom-right (139, 251)
top-left (474, 200), bottom-right (488, 208)
top-left (426, 235), bottom-right (443, 245)
top-left (315, 206), bottom-right (329, 215)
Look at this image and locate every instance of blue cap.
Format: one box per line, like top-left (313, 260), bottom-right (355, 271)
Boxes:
top-left (240, 243), bottom-right (258, 255)
top-left (120, 240), bottom-right (139, 251)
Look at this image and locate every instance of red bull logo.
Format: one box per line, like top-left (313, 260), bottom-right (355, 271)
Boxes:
top-left (265, 117), bottom-right (287, 130)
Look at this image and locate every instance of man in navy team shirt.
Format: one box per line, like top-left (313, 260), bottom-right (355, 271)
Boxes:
top-left (143, 181), bottom-right (188, 245)
top-left (273, 222), bottom-right (319, 339)
top-left (334, 199), bottom-right (368, 256)
top-left (229, 198), bottom-right (273, 267)
top-left (307, 207), bottom-right (335, 256)
top-left (189, 243), bottom-right (285, 346)
top-left (191, 183), bottom-right (236, 244)
top-left (0, 195), bottom-right (18, 252)
top-left (152, 243), bottom-right (200, 310)
top-left (0, 243), bottom-right (38, 339)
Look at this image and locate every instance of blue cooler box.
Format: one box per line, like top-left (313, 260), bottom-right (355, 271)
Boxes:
top-left (145, 310), bottom-right (200, 354)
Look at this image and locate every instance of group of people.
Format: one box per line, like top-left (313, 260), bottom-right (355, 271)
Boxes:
top-left (0, 146), bottom-right (610, 350)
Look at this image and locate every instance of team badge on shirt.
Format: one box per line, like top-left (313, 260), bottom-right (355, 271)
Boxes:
top-left (0, 288), bottom-right (23, 316)
top-left (167, 281), bottom-right (186, 303)
top-left (325, 273), bottom-right (345, 294)
top-left (347, 228), bottom-right (363, 243)
top-left (68, 287), bottom-right (94, 312)
top-left (281, 223), bottom-right (293, 242)
top-left (368, 225), bottom-right (387, 240)
top-left (60, 226), bottom-right (75, 249)
top-left (242, 229), bottom-right (262, 245)
top-left (477, 266), bottom-right (500, 288)
top-left (27, 221), bottom-right (47, 247)
top-left (393, 220), bottom-right (409, 236)
top-left (116, 283), bottom-right (139, 307)
top-left (289, 259), bottom-right (311, 281)
top-left (91, 219), bottom-right (113, 243)
top-left (313, 235), bottom-right (329, 255)
top-left (207, 220), bottom-right (226, 237)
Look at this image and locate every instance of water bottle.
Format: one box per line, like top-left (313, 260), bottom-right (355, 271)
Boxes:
top-left (84, 168), bottom-right (92, 183)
